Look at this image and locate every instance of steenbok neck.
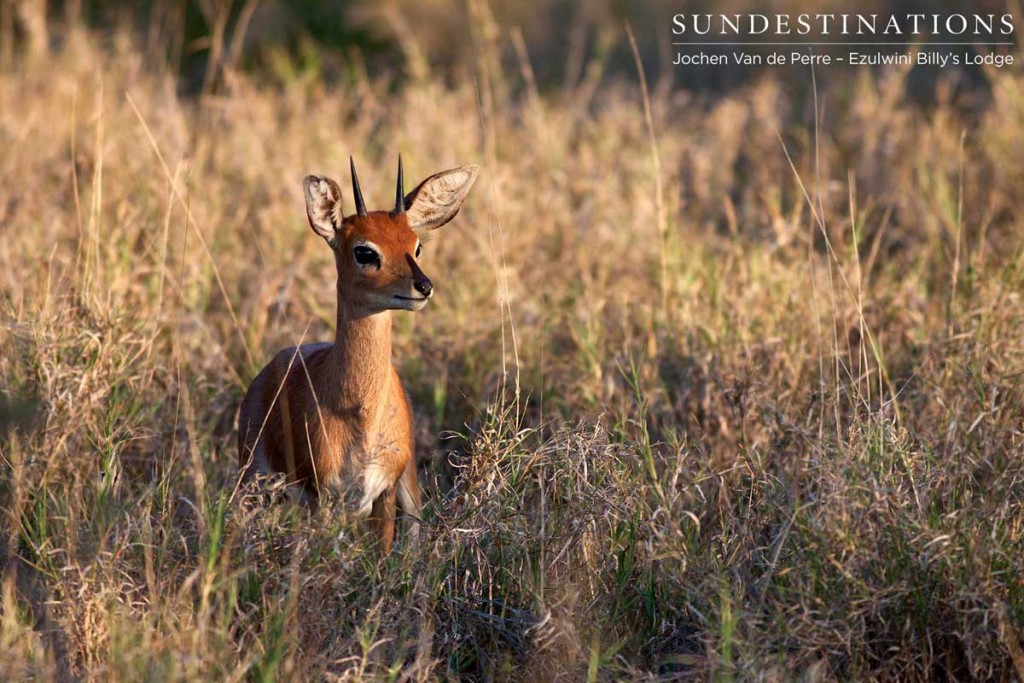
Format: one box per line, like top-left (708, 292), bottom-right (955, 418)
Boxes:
top-left (329, 295), bottom-right (393, 408)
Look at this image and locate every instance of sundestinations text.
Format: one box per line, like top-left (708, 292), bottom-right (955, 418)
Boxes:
top-left (671, 14), bottom-right (1016, 37)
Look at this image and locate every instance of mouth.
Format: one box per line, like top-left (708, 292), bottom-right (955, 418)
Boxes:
top-left (392, 294), bottom-right (430, 311)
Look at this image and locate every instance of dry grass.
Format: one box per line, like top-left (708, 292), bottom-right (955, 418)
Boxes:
top-left (1, 19), bottom-right (1023, 682)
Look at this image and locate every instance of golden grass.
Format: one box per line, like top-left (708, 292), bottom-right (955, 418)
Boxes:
top-left (0, 22), bottom-right (1023, 681)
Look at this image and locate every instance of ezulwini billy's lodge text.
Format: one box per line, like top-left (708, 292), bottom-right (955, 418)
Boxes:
top-left (674, 50), bottom-right (1014, 68)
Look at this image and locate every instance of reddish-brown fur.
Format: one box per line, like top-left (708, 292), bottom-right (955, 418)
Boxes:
top-left (237, 161), bottom-right (478, 553)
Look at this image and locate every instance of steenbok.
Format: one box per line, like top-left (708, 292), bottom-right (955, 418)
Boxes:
top-left (237, 156), bottom-right (479, 552)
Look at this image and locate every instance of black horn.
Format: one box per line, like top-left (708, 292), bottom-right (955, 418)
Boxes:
top-left (393, 154), bottom-right (405, 215)
top-left (350, 156), bottom-right (367, 217)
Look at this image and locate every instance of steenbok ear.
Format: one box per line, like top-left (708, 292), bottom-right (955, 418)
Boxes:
top-left (404, 165), bottom-right (480, 233)
top-left (303, 175), bottom-right (344, 245)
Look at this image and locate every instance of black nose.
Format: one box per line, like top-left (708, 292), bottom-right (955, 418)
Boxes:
top-left (414, 278), bottom-right (433, 297)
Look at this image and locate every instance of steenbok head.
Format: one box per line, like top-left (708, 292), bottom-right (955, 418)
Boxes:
top-left (303, 156), bottom-right (480, 314)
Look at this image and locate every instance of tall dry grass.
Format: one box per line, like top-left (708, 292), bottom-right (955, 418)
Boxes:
top-left (0, 18), bottom-right (1023, 681)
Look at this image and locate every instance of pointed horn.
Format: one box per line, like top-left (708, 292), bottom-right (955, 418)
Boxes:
top-left (393, 154), bottom-right (405, 215)
top-left (350, 156), bottom-right (367, 217)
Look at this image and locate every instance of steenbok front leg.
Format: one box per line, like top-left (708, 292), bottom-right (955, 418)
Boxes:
top-left (398, 462), bottom-right (422, 540)
top-left (370, 486), bottom-right (398, 553)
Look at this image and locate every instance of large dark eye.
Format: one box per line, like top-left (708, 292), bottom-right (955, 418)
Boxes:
top-left (415, 244), bottom-right (422, 258)
top-left (354, 245), bottom-right (381, 268)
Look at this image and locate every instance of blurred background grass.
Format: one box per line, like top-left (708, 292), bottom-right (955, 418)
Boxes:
top-left (5, 0), bottom-right (1018, 92)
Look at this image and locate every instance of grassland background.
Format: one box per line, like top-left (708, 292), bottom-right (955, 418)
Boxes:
top-left (1, 1), bottom-right (1023, 680)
